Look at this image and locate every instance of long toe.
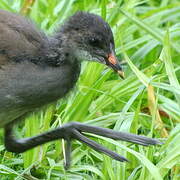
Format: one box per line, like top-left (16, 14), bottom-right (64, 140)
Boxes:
top-left (72, 129), bottom-right (129, 162)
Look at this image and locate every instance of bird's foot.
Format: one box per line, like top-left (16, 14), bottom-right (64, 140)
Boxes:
top-left (60, 122), bottom-right (162, 169)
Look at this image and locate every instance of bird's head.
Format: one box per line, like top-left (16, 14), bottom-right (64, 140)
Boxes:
top-left (59, 11), bottom-right (124, 78)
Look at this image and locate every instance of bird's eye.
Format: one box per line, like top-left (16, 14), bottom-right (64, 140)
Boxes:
top-left (88, 37), bottom-right (101, 48)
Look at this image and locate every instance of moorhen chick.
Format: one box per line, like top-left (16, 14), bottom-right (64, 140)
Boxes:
top-left (0, 10), bottom-right (161, 168)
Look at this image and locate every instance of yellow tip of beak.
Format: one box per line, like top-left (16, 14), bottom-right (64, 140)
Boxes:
top-left (117, 70), bottom-right (125, 79)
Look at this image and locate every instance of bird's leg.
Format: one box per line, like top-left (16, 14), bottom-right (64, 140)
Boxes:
top-left (4, 122), bottom-right (162, 169)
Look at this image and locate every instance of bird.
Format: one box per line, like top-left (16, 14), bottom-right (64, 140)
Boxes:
top-left (0, 9), bottom-right (162, 169)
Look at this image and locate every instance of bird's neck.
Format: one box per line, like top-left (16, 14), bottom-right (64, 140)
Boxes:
top-left (41, 35), bottom-right (79, 67)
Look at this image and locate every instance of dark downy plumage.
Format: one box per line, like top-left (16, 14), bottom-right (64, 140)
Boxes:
top-left (0, 10), bottom-right (162, 169)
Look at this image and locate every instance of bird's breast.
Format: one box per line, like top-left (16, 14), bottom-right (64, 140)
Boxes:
top-left (0, 61), bottom-right (80, 126)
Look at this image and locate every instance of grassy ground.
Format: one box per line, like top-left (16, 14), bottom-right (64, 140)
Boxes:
top-left (0, 0), bottom-right (179, 179)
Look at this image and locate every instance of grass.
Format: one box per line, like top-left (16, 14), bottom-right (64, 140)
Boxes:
top-left (0, 0), bottom-right (179, 179)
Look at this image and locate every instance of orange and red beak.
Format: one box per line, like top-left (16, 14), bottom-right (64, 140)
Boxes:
top-left (106, 49), bottom-right (124, 79)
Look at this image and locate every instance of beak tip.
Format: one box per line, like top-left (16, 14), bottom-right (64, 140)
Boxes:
top-left (117, 70), bottom-right (125, 79)
top-left (107, 52), bottom-right (125, 79)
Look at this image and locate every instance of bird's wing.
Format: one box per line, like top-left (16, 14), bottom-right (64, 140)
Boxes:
top-left (0, 9), bottom-right (47, 66)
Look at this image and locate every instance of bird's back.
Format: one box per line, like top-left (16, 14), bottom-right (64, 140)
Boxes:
top-left (0, 9), bottom-right (47, 66)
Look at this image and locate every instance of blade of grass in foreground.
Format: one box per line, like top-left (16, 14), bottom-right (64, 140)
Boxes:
top-left (157, 127), bottom-right (180, 178)
top-left (160, 30), bottom-right (180, 108)
top-left (124, 53), bottom-right (150, 87)
top-left (118, 8), bottom-right (163, 42)
top-left (92, 135), bottom-right (163, 180)
top-left (147, 85), bottom-right (168, 137)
